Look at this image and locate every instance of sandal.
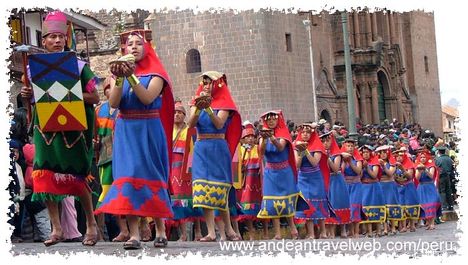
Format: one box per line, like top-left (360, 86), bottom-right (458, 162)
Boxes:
top-left (153, 237), bottom-right (168, 248)
top-left (82, 233), bottom-right (98, 246)
top-left (44, 234), bottom-right (64, 247)
top-left (199, 235), bottom-right (217, 242)
top-left (123, 239), bottom-right (141, 250)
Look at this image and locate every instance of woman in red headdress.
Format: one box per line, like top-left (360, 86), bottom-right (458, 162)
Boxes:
top-left (256, 110), bottom-right (308, 240)
top-left (415, 150), bottom-right (441, 230)
top-left (394, 147), bottom-right (419, 233)
top-left (321, 132), bottom-right (351, 238)
top-left (360, 145), bottom-right (385, 237)
top-left (294, 124), bottom-right (331, 239)
top-left (187, 71), bottom-right (242, 242)
top-left (341, 138), bottom-right (364, 238)
top-left (375, 145), bottom-right (401, 236)
top-left (94, 29), bottom-right (174, 249)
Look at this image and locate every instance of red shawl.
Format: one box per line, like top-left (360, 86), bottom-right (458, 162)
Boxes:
top-left (295, 128), bottom-right (330, 191)
top-left (189, 74), bottom-right (241, 158)
top-left (414, 150), bottom-right (439, 187)
top-left (261, 110), bottom-right (298, 181)
top-left (121, 30), bottom-right (174, 178)
top-left (328, 134), bottom-right (342, 157)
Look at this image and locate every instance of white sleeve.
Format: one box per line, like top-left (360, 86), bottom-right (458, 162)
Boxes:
top-left (15, 162), bottom-right (26, 201)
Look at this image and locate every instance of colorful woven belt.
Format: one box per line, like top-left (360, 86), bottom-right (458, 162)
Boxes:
top-left (118, 109), bottom-right (160, 119)
top-left (197, 133), bottom-right (225, 140)
top-left (265, 160), bottom-right (289, 170)
top-left (299, 166), bottom-right (320, 173)
top-left (344, 175), bottom-right (361, 183)
top-left (362, 178), bottom-right (379, 184)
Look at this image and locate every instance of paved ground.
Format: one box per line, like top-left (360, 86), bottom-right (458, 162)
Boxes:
top-left (10, 221), bottom-right (460, 258)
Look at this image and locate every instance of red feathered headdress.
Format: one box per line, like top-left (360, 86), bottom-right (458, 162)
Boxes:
top-left (189, 72), bottom-right (241, 158)
top-left (120, 29), bottom-right (174, 178)
top-left (261, 110), bottom-right (298, 181)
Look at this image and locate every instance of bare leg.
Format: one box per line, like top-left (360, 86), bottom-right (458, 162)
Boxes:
top-left (318, 220), bottom-right (327, 238)
top-left (287, 217), bottom-right (298, 239)
top-left (353, 223), bottom-right (360, 238)
top-left (216, 218), bottom-right (226, 241)
top-left (154, 218), bottom-right (166, 238)
top-left (202, 209), bottom-right (216, 240)
top-left (231, 217), bottom-right (241, 237)
top-left (262, 220), bottom-right (269, 239)
top-left (126, 215), bottom-right (140, 241)
top-left (340, 224), bottom-right (347, 238)
top-left (44, 200), bottom-right (62, 245)
top-left (305, 220), bottom-right (314, 239)
top-left (178, 222), bottom-right (187, 241)
top-left (77, 191), bottom-right (98, 245)
top-left (139, 217), bottom-right (152, 241)
top-left (194, 220), bottom-right (202, 241)
top-left (272, 218), bottom-right (281, 239)
top-left (220, 210), bottom-right (238, 239)
top-left (112, 216), bottom-right (129, 242)
top-left (246, 220), bottom-right (255, 240)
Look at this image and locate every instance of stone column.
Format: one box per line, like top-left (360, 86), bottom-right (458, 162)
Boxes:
top-left (384, 11), bottom-right (391, 44)
top-left (365, 12), bottom-right (372, 46)
top-left (358, 82), bottom-right (368, 124)
top-left (389, 11), bottom-right (396, 45)
top-left (371, 12), bottom-right (378, 42)
top-left (370, 80), bottom-right (380, 124)
top-left (353, 12), bottom-right (361, 48)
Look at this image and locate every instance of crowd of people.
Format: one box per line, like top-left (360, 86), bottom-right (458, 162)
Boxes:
top-left (8, 10), bottom-right (459, 250)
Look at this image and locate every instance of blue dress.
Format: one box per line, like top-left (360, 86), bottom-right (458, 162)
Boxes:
top-left (257, 140), bottom-right (307, 218)
top-left (192, 110), bottom-right (233, 211)
top-left (95, 76), bottom-right (173, 218)
top-left (296, 152), bottom-right (330, 220)
top-left (326, 155), bottom-right (351, 224)
top-left (343, 159), bottom-right (365, 223)
top-left (417, 169), bottom-right (442, 219)
top-left (361, 165), bottom-right (386, 223)
top-left (380, 164), bottom-right (403, 221)
top-left (396, 168), bottom-right (420, 220)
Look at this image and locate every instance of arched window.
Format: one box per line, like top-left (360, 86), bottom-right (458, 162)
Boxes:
top-left (186, 49), bottom-right (201, 73)
top-left (320, 109), bottom-right (332, 124)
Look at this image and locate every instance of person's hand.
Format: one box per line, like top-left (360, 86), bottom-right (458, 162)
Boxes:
top-left (120, 61), bottom-right (135, 77)
top-left (194, 95), bottom-right (211, 109)
top-left (378, 159), bottom-right (385, 166)
top-left (295, 141), bottom-right (307, 152)
top-left (259, 129), bottom-right (273, 139)
top-left (362, 160), bottom-right (368, 168)
top-left (20, 86), bottom-right (33, 99)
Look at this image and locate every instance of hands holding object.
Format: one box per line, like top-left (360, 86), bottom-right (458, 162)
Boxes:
top-left (259, 128), bottom-right (273, 139)
top-left (109, 54), bottom-right (136, 78)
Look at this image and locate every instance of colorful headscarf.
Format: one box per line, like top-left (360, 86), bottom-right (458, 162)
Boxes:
top-left (260, 110), bottom-right (298, 180)
top-left (295, 124), bottom-right (330, 190)
top-left (414, 149), bottom-right (439, 187)
top-left (120, 29), bottom-right (174, 176)
top-left (189, 71), bottom-right (241, 158)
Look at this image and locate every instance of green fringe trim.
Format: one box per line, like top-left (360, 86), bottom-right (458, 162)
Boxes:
top-left (32, 193), bottom-right (68, 202)
top-left (31, 193), bottom-right (83, 202)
